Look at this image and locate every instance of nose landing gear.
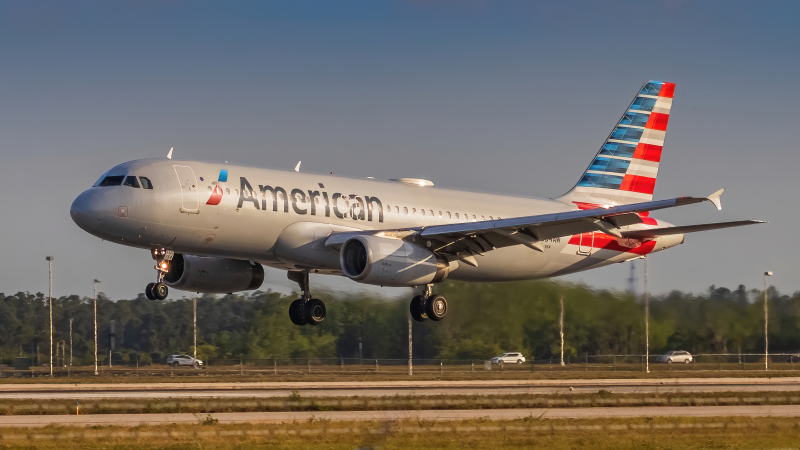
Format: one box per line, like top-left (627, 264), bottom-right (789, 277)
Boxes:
top-left (410, 284), bottom-right (447, 322)
top-left (287, 270), bottom-right (326, 326)
top-left (145, 248), bottom-right (173, 300)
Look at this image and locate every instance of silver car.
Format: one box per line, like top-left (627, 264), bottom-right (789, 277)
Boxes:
top-left (491, 352), bottom-right (526, 364)
top-left (166, 354), bottom-right (203, 368)
top-left (657, 350), bottom-right (692, 364)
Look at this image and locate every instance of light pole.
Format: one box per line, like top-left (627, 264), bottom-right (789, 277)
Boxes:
top-left (764, 271), bottom-right (773, 371)
top-left (46, 256), bottom-right (54, 377)
top-left (408, 312), bottom-right (413, 376)
top-left (69, 318), bottom-right (73, 367)
top-left (559, 294), bottom-right (565, 366)
top-left (193, 297), bottom-right (197, 361)
top-left (93, 279), bottom-right (100, 375)
top-left (644, 257), bottom-right (650, 374)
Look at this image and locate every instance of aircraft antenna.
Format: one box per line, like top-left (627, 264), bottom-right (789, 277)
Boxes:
top-left (167, 147), bottom-right (173, 160)
top-left (295, 161), bottom-right (301, 172)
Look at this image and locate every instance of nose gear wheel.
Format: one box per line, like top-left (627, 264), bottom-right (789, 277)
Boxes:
top-left (145, 248), bottom-right (174, 300)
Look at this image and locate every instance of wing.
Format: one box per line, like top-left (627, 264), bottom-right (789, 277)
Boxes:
top-left (325, 189), bottom-right (759, 267)
top-left (620, 220), bottom-right (765, 239)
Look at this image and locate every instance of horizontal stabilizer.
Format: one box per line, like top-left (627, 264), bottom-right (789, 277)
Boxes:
top-left (621, 220), bottom-right (764, 239)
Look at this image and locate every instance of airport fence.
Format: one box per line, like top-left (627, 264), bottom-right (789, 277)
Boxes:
top-left (2, 353), bottom-right (800, 378)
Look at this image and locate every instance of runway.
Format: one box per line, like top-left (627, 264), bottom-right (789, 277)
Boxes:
top-left (1, 378), bottom-right (798, 399)
top-left (1, 405), bottom-right (799, 427)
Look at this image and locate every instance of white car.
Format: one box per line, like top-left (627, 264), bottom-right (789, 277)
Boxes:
top-left (491, 352), bottom-right (526, 364)
top-left (166, 354), bottom-right (203, 368)
top-left (657, 350), bottom-right (693, 364)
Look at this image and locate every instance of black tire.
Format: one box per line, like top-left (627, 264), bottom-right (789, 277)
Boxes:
top-left (517, 360), bottom-right (523, 364)
top-left (424, 295), bottom-right (447, 321)
top-left (154, 283), bottom-right (168, 300)
top-left (289, 299), bottom-right (307, 326)
top-left (193, 362), bottom-right (199, 369)
top-left (145, 283), bottom-right (156, 300)
top-left (305, 298), bottom-right (326, 326)
top-left (410, 296), bottom-right (428, 322)
top-left (684, 359), bottom-right (690, 364)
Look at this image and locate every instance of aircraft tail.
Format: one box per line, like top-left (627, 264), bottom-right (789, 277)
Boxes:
top-left (558, 80), bottom-right (675, 208)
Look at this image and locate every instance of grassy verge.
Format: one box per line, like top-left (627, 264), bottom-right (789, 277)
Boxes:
top-left (2, 362), bottom-right (800, 383)
top-left (1, 416), bottom-right (799, 449)
top-left (4, 390), bottom-right (800, 415)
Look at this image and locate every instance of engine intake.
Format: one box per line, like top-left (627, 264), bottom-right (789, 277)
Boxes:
top-left (340, 235), bottom-right (450, 286)
top-left (164, 254), bottom-right (264, 294)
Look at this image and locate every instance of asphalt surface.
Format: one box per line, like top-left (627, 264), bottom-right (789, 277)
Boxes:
top-left (0, 378), bottom-right (798, 399)
top-left (1, 405), bottom-right (800, 427)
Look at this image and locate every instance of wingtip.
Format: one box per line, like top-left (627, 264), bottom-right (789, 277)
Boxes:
top-left (707, 188), bottom-right (724, 210)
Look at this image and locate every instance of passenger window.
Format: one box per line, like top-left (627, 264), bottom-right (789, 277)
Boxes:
top-left (97, 175), bottom-right (125, 187)
top-left (455, 213), bottom-right (459, 219)
top-left (481, 215), bottom-right (485, 220)
top-left (139, 177), bottom-right (153, 189)
top-left (403, 207), bottom-right (408, 215)
top-left (489, 216), bottom-right (493, 220)
top-left (412, 208), bottom-right (417, 214)
top-left (429, 210), bottom-right (433, 217)
top-left (446, 212), bottom-right (451, 219)
top-left (208, 186), bottom-right (212, 192)
top-left (123, 176), bottom-right (140, 188)
top-left (226, 188), bottom-right (230, 195)
top-left (420, 209), bottom-right (425, 216)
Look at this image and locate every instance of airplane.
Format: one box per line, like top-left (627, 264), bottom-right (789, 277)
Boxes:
top-left (70, 80), bottom-right (762, 326)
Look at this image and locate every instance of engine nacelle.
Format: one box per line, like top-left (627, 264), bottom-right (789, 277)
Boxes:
top-left (164, 254), bottom-right (264, 294)
top-left (340, 235), bottom-right (450, 286)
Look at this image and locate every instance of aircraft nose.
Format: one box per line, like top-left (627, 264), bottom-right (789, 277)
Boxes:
top-left (70, 189), bottom-right (105, 233)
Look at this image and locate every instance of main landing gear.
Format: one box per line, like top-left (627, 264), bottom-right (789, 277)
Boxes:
top-left (145, 248), bottom-right (172, 300)
top-left (287, 270), bottom-right (326, 326)
top-left (410, 284), bottom-right (447, 322)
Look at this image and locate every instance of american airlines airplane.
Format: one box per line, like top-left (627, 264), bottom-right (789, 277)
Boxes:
top-left (70, 81), bottom-right (761, 326)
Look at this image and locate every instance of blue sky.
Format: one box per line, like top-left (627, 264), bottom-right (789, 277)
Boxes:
top-left (1, 0), bottom-right (798, 300)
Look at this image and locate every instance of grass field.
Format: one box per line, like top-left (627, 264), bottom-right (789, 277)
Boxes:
top-left (2, 361), bottom-right (800, 383)
top-left (3, 389), bottom-right (800, 415)
top-left (1, 416), bottom-right (799, 449)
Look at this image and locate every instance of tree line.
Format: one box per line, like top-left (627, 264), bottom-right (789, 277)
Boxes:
top-left (0, 280), bottom-right (795, 366)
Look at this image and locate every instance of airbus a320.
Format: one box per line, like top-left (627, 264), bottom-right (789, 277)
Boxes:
top-left (70, 81), bottom-right (762, 326)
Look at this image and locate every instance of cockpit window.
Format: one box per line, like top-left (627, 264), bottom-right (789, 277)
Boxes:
top-left (97, 175), bottom-right (125, 187)
top-left (139, 177), bottom-right (153, 189)
top-left (123, 176), bottom-right (140, 188)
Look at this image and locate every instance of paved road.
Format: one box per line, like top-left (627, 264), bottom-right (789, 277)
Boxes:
top-left (0, 378), bottom-right (798, 399)
top-left (1, 405), bottom-right (800, 427)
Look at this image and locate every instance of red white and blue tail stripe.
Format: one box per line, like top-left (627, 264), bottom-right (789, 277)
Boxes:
top-left (559, 81), bottom-right (675, 206)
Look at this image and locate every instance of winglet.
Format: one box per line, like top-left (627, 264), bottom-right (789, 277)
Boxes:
top-left (707, 188), bottom-right (724, 211)
top-left (167, 147), bottom-right (173, 160)
top-left (295, 161), bottom-right (301, 172)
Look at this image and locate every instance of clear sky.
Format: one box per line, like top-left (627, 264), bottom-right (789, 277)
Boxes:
top-left (1, 0), bottom-right (798, 300)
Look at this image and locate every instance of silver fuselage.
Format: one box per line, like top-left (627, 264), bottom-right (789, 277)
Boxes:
top-left (70, 158), bottom-right (683, 284)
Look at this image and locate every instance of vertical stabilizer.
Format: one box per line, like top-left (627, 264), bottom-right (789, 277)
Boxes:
top-left (558, 81), bottom-right (675, 207)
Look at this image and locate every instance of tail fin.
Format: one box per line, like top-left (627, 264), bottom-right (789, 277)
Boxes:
top-left (558, 80), bottom-right (675, 207)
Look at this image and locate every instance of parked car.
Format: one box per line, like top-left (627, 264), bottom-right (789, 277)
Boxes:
top-left (491, 352), bottom-right (526, 364)
top-left (657, 350), bottom-right (692, 364)
top-left (166, 354), bottom-right (203, 368)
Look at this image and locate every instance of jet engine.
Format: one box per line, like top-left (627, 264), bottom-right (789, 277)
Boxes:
top-left (340, 235), bottom-right (450, 286)
top-left (163, 254), bottom-right (264, 294)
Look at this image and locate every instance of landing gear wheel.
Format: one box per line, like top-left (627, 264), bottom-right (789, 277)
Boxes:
top-left (145, 283), bottom-right (156, 300)
top-left (289, 299), bottom-right (307, 326)
top-left (424, 295), bottom-right (447, 321)
top-left (305, 298), bottom-right (326, 326)
top-left (410, 296), bottom-right (428, 322)
top-left (153, 283), bottom-right (168, 300)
